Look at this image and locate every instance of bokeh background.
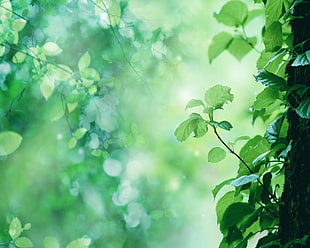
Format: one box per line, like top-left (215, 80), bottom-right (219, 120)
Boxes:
top-left (0, 0), bottom-right (266, 247)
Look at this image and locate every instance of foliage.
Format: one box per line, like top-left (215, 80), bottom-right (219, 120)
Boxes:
top-left (176, 0), bottom-right (309, 247)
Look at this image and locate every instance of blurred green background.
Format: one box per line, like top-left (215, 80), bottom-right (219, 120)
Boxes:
top-left (0, 0), bottom-right (266, 247)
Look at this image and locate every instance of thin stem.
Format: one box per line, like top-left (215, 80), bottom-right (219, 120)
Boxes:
top-left (213, 127), bottom-right (281, 206)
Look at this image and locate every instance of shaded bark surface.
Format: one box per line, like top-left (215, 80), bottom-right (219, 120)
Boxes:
top-left (280, 0), bottom-right (310, 247)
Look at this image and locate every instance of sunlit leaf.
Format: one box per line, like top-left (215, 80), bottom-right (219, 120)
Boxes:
top-left (9, 217), bottom-right (23, 240)
top-left (44, 237), bottom-right (60, 248)
top-left (292, 50), bottom-right (310, 67)
top-left (48, 64), bottom-right (72, 81)
top-left (12, 52), bottom-right (27, 64)
top-left (175, 114), bottom-right (203, 142)
top-left (0, 132), bottom-right (23, 156)
top-left (81, 68), bottom-right (100, 81)
top-left (42, 42), bottom-right (63, 56)
top-left (14, 237), bottom-right (33, 247)
top-left (228, 36), bottom-right (257, 61)
top-left (296, 98), bottom-right (310, 118)
top-left (218, 121), bottom-right (233, 131)
top-left (208, 147), bottom-right (226, 163)
top-left (66, 238), bottom-right (91, 248)
top-left (214, 1), bottom-right (248, 27)
top-left (252, 88), bottom-right (279, 110)
top-left (266, 0), bottom-right (284, 27)
top-left (212, 178), bottom-right (235, 198)
top-left (23, 223), bottom-right (31, 231)
top-left (78, 52), bottom-right (91, 71)
top-left (185, 99), bottom-right (204, 110)
top-left (230, 174), bottom-right (259, 187)
top-left (73, 128), bottom-right (87, 139)
top-left (204, 85), bottom-right (234, 108)
top-left (194, 119), bottom-right (208, 138)
top-left (0, 0), bottom-right (12, 18)
top-left (40, 76), bottom-right (55, 100)
top-left (254, 70), bottom-right (287, 91)
top-left (208, 32), bottom-right (232, 62)
top-left (108, 0), bottom-right (121, 26)
top-left (49, 101), bottom-right (64, 121)
top-left (68, 137), bottom-right (77, 149)
top-left (13, 19), bottom-right (27, 32)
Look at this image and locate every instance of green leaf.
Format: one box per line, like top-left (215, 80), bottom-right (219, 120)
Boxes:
top-left (44, 237), bottom-right (60, 248)
top-left (66, 238), bottom-right (91, 248)
top-left (185, 99), bottom-right (204, 110)
top-left (218, 121), bottom-right (233, 130)
top-left (208, 32), bottom-right (233, 62)
top-left (254, 70), bottom-right (287, 91)
top-left (263, 22), bottom-right (283, 52)
top-left (252, 151), bottom-right (271, 165)
top-left (23, 223), bottom-right (31, 231)
top-left (9, 217), bottom-right (23, 240)
top-left (78, 52), bottom-right (91, 71)
top-left (292, 50), bottom-right (310, 67)
top-left (108, 0), bottom-right (121, 26)
top-left (265, 0), bottom-right (284, 27)
top-left (252, 88), bottom-right (279, 110)
top-left (220, 202), bottom-right (254, 234)
top-left (296, 98), bottom-right (310, 118)
top-left (42, 42), bottom-right (63, 56)
top-left (49, 101), bottom-right (65, 121)
top-left (14, 237), bottom-right (33, 247)
top-left (266, 115), bottom-right (285, 143)
top-left (73, 128), bottom-right (87, 139)
top-left (228, 36), bottom-right (257, 61)
top-left (212, 178), bottom-right (235, 198)
top-left (47, 64), bottom-right (72, 81)
top-left (216, 191), bottom-right (243, 224)
top-left (0, 131), bottom-right (23, 156)
top-left (214, 1), bottom-right (248, 27)
top-left (40, 76), bottom-right (55, 100)
top-left (230, 174), bottom-right (259, 187)
top-left (12, 52), bottom-right (27, 64)
top-left (233, 232), bottom-right (255, 248)
top-left (208, 147), bottom-right (226, 163)
top-left (204, 85), bottom-right (234, 108)
top-left (175, 114), bottom-right (208, 142)
top-left (13, 19), bottom-right (27, 32)
top-left (81, 68), bottom-right (100, 81)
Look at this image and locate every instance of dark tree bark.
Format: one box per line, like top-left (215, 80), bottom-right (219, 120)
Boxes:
top-left (280, 0), bottom-right (310, 247)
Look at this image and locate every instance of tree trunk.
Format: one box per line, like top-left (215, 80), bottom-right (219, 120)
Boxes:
top-left (280, 0), bottom-right (310, 247)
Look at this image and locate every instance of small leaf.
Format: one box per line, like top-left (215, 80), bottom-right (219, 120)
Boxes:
top-left (44, 237), bottom-right (60, 248)
top-left (66, 238), bottom-right (91, 248)
top-left (204, 85), bottom-right (234, 108)
top-left (42, 42), bottom-right (63, 56)
top-left (218, 121), bottom-right (233, 130)
top-left (23, 223), bottom-right (31, 231)
top-left (254, 70), bottom-right (287, 91)
top-left (230, 174), bottom-right (259, 187)
top-left (292, 50), bottom-right (310, 67)
top-left (234, 136), bottom-right (250, 143)
top-left (13, 19), bottom-right (27, 32)
top-left (214, 1), bottom-right (248, 27)
top-left (9, 217), bottom-right (23, 239)
top-left (212, 178), bottom-right (235, 198)
top-left (73, 128), bottom-right (87, 139)
top-left (40, 76), bottom-right (55, 100)
top-left (185, 99), bottom-right (204, 110)
top-left (252, 151), bottom-right (271, 165)
top-left (174, 114), bottom-right (201, 142)
top-left (14, 237), bottom-right (33, 247)
top-left (78, 52), bottom-right (91, 71)
top-left (68, 137), bottom-right (77, 149)
top-left (12, 52), bottom-right (27, 64)
top-left (208, 32), bottom-right (233, 62)
top-left (208, 147), bottom-right (226, 163)
top-left (0, 132), bottom-right (23, 156)
top-left (296, 98), bottom-right (310, 118)
top-left (81, 68), bottom-right (100, 81)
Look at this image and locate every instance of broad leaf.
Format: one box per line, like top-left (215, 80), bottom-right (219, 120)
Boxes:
top-left (296, 98), bottom-right (310, 118)
top-left (214, 1), bottom-right (248, 27)
top-left (12, 52), bottom-right (27, 64)
top-left (66, 238), bottom-right (91, 248)
top-left (265, 0), bottom-right (284, 27)
top-left (220, 202), bottom-right (254, 234)
top-left (208, 32), bottom-right (232, 62)
top-left (230, 174), bottom-right (259, 187)
top-left (81, 68), bottom-right (100, 81)
top-left (228, 36), bottom-right (257, 61)
top-left (78, 52), bottom-right (91, 71)
top-left (185, 99), bottom-right (204, 110)
top-left (40, 76), bottom-right (55, 100)
top-left (44, 237), bottom-right (60, 248)
top-left (292, 50), bottom-right (310, 67)
top-left (263, 22), bottom-right (283, 52)
top-left (13, 19), bottom-right (27, 32)
top-left (9, 217), bottom-right (23, 240)
top-left (204, 85), bottom-right (234, 108)
top-left (48, 64), bottom-right (72, 81)
top-left (194, 118), bottom-right (208, 138)
top-left (218, 121), bottom-right (233, 130)
top-left (252, 88), bottom-right (279, 110)
top-left (254, 70), bottom-right (287, 91)
top-left (14, 237), bottom-right (33, 247)
top-left (208, 147), bottom-right (226, 163)
top-left (175, 114), bottom-right (204, 142)
top-left (0, 131), bottom-right (23, 156)
top-left (216, 191), bottom-right (242, 224)
top-left (108, 0), bottom-right (121, 26)
top-left (266, 115), bottom-right (285, 143)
